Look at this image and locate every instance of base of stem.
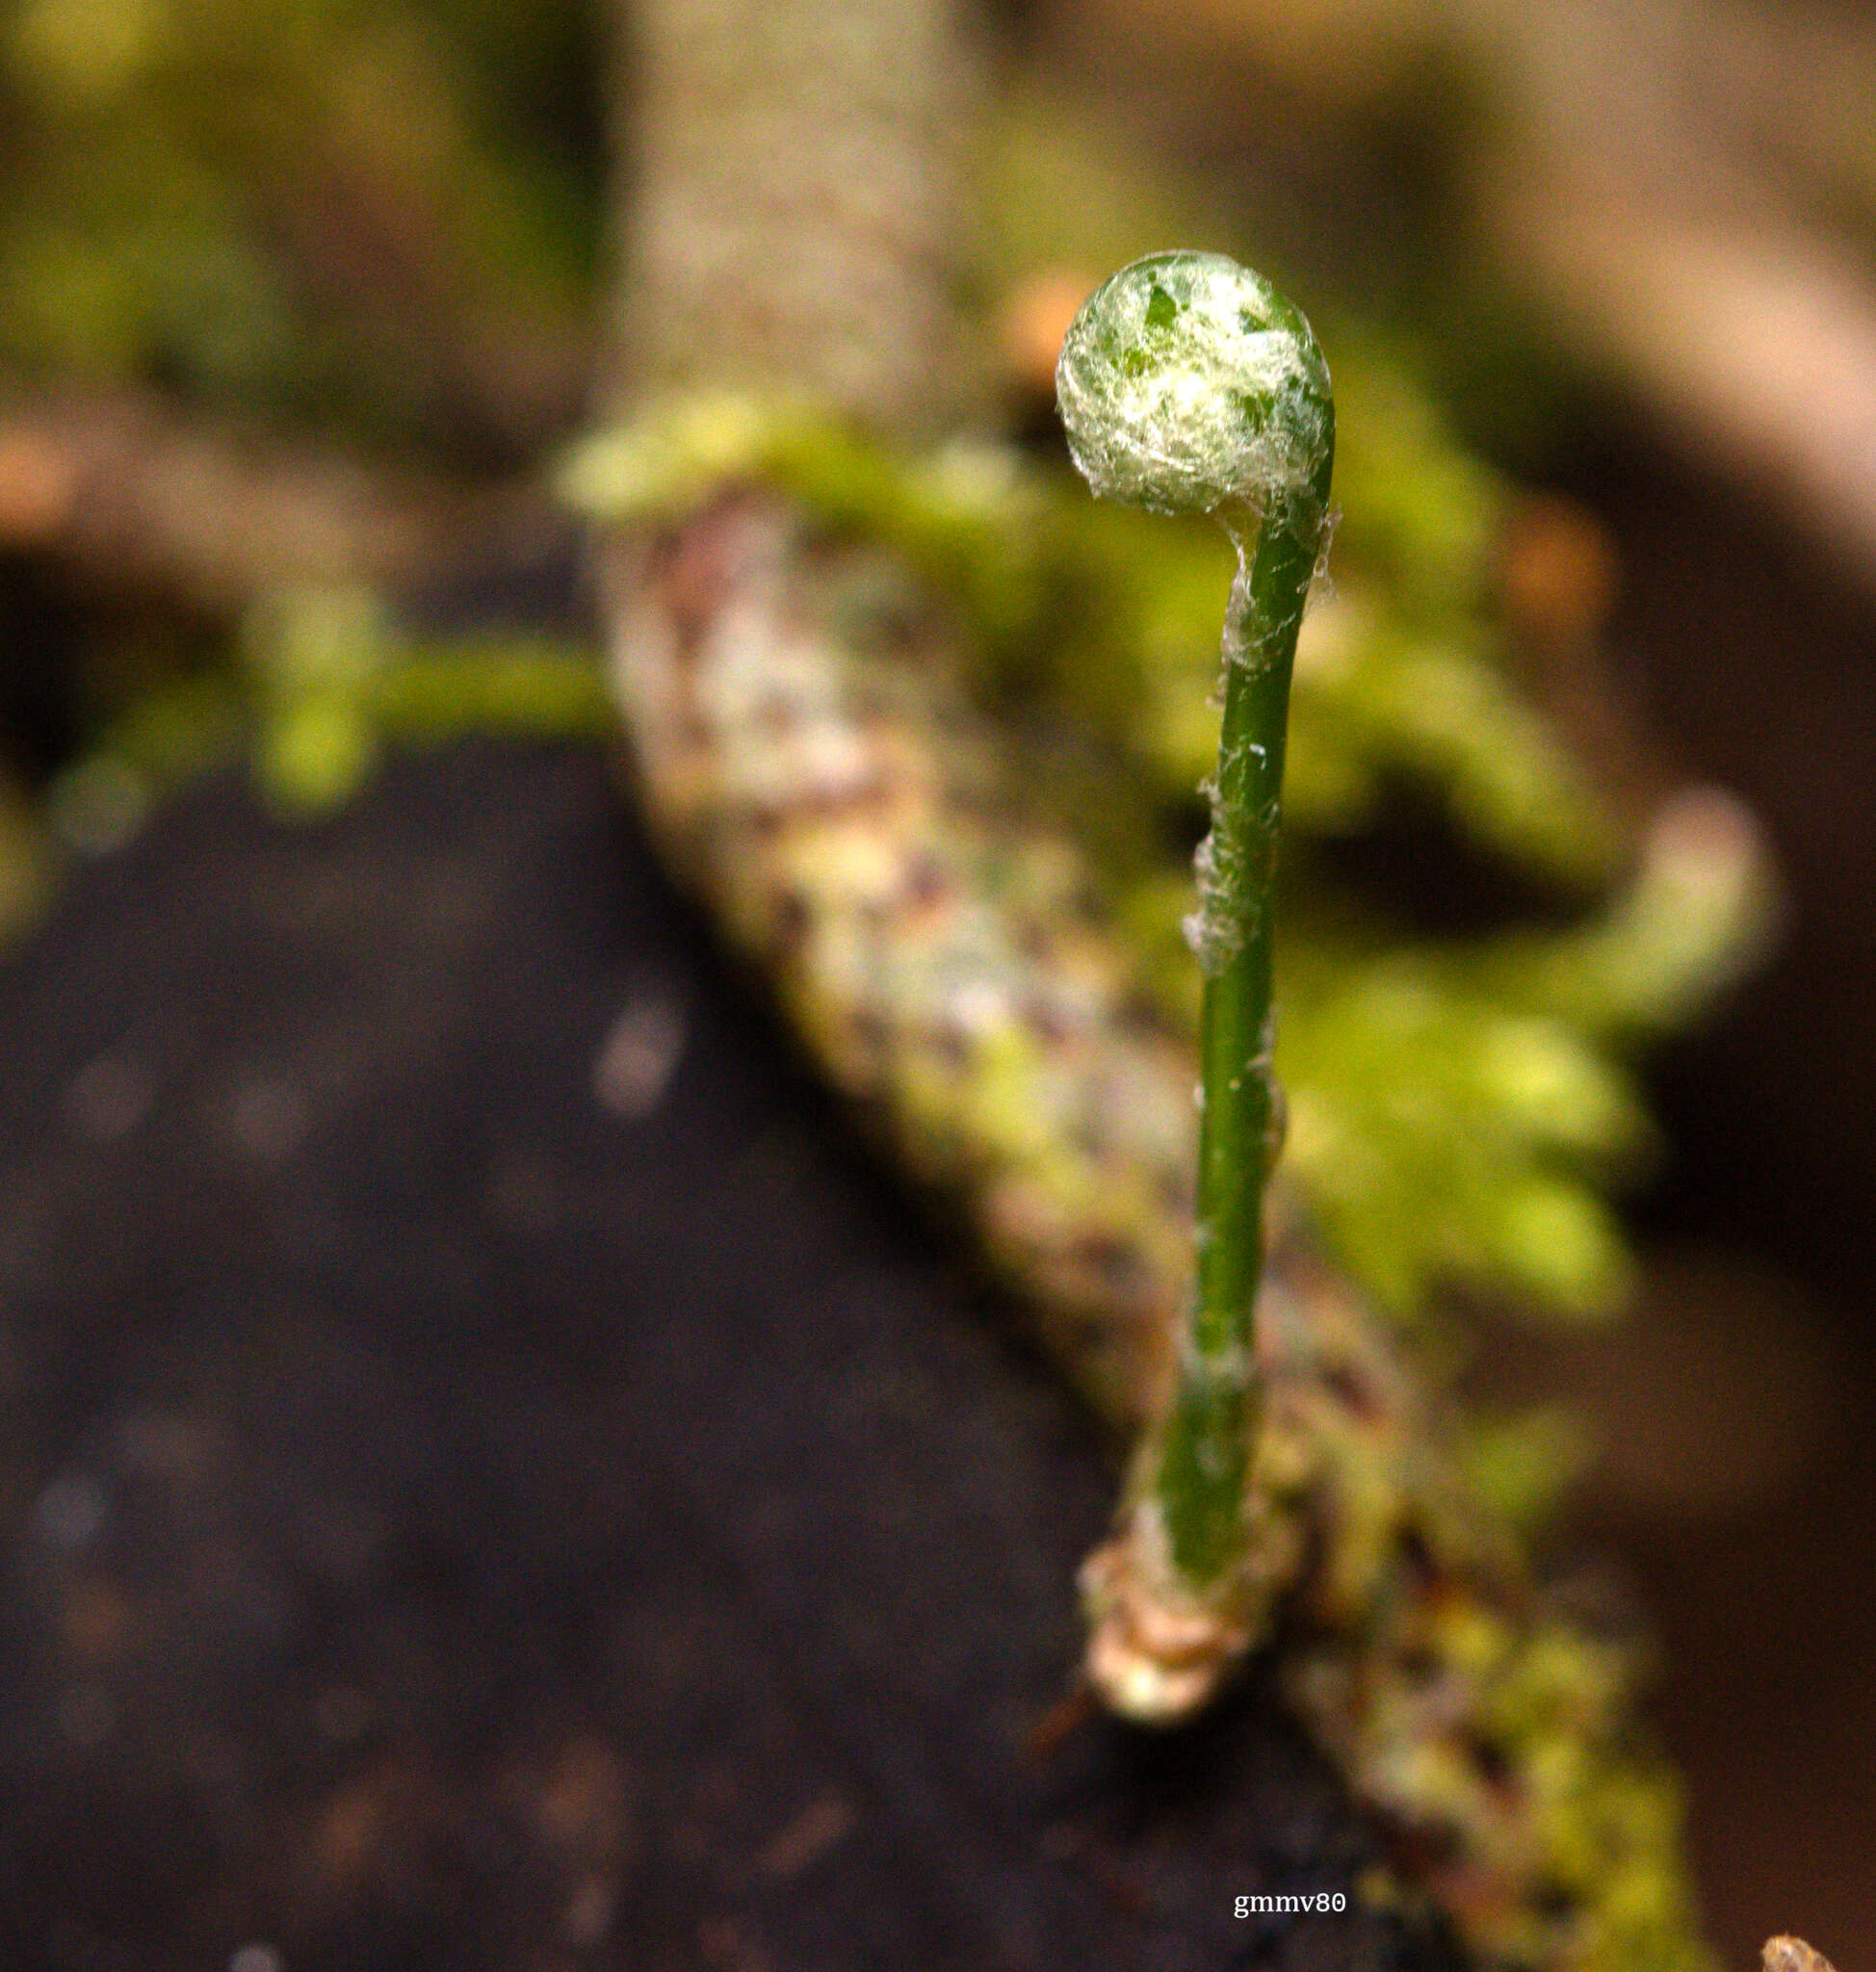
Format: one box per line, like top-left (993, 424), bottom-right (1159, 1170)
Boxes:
top-left (1080, 1481), bottom-right (1296, 1725)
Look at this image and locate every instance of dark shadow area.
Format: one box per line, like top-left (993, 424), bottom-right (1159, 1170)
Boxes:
top-left (0, 740), bottom-right (1462, 1972)
top-left (1478, 418), bottom-right (1876, 1964)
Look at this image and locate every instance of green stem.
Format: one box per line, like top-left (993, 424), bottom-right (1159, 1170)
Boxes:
top-left (1157, 472), bottom-right (1331, 1586)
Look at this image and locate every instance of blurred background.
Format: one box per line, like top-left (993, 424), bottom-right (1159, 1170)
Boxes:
top-left (0, 0), bottom-right (1872, 1963)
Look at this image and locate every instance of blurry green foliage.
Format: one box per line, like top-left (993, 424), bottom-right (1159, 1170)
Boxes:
top-left (39, 590), bottom-right (609, 842)
top-left (247, 589), bottom-right (613, 814)
top-left (0, 0), bottom-right (599, 446)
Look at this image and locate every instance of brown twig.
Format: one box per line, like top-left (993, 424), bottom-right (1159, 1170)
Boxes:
top-left (0, 387), bottom-right (568, 614)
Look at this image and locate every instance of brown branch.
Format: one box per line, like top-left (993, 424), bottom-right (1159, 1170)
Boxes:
top-left (0, 388), bottom-right (567, 615)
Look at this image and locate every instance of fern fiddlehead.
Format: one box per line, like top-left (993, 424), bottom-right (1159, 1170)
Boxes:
top-left (1057, 251), bottom-right (1336, 1722)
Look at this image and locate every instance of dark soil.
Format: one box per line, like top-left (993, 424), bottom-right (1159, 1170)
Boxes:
top-left (0, 740), bottom-right (1463, 1972)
